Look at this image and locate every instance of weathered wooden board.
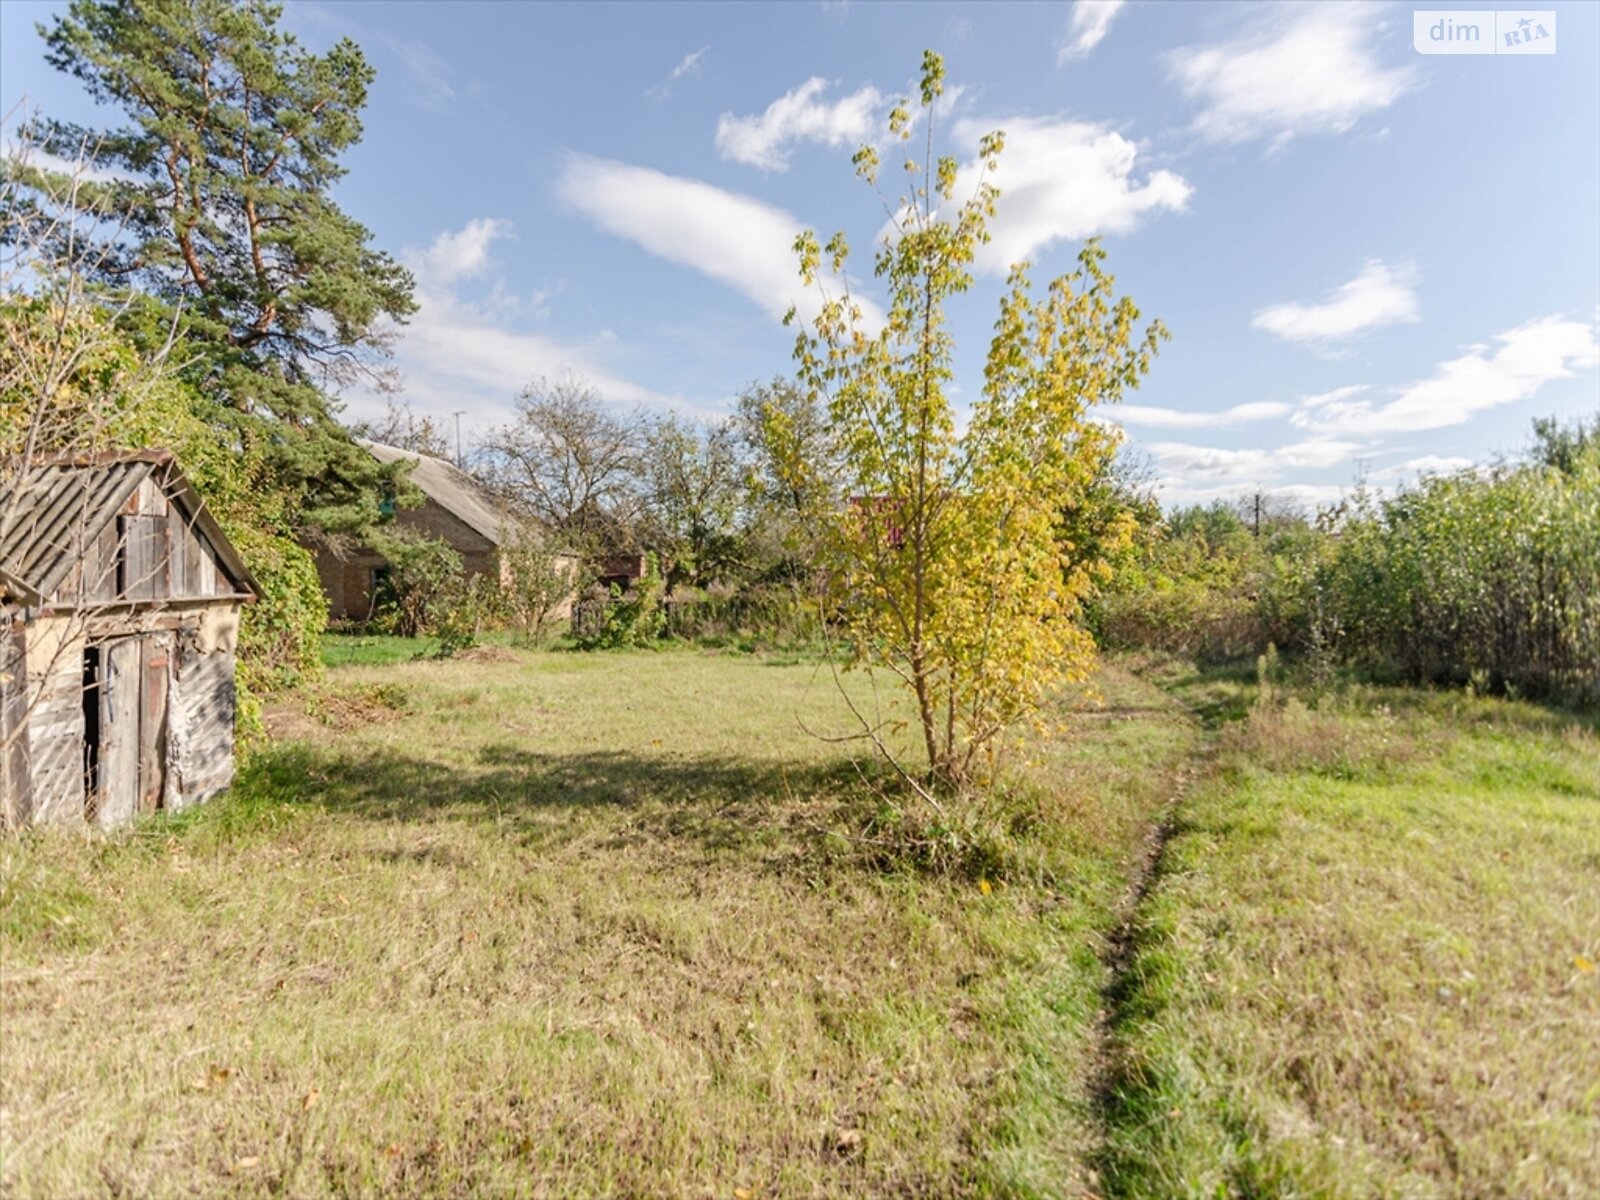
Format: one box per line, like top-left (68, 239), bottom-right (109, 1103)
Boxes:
top-left (197, 538), bottom-right (217, 596)
top-left (97, 638), bottom-right (141, 828)
top-left (167, 637), bottom-right (236, 807)
top-left (83, 521), bottom-right (122, 604)
top-left (1, 626), bottom-right (35, 828)
top-left (25, 660), bottom-right (85, 825)
top-left (120, 516), bottom-right (171, 602)
top-left (138, 633), bottom-right (170, 813)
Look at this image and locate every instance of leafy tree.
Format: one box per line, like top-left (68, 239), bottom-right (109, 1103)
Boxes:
top-left (643, 414), bottom-right (744, 589)
top-left (786, 51), bottom-right (1166, 792)
top-left (735, 376), bottom-right (839, 519)
top-left (733, 376), bottom-right (837, 581)
top-left (573, 551), bottom-right (665, 650)
top-left (9, 0), bottom-right (416, 533)
top-left (365, 526), bottom-right (462, 639)
top-left (477, 375), bottom-right (645, 557)
top-left (496, 530), bottom-right (575, 647)
top-left (1530, 412), bottom-right (1599, 476)
top-left (351, 396), bottom-right (455, 461)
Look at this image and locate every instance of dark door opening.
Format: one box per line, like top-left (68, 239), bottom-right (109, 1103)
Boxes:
top-left (82, 644), bottom-right (102, 821)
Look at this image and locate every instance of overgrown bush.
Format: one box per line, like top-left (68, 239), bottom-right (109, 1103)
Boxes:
top-left (1094, 504), bottom-right (1287, 661)
top-left (365, 528), bottom-right (465, 639)
top-left (1095, 415), bottom-right (1600, 706)
top-left (497, 534), bottom-right (574, 647)
top-left (571, 552), bottom-right (666, 650)
top-left (1317, 440), bottom-right (1600, 704)
top-left (661, 582), bottom-right (823, 647)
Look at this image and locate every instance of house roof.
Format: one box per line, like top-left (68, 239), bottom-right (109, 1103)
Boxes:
top-left (0, 450), bottom-right (257, 607)
top-left (363, 441), bottom-right (519, 546)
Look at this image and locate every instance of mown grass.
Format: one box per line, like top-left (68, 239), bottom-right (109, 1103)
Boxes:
top-left (1, 647), bottom-right (1198, 1198)
top-left (320, 631), bottom-right (443, 667)
top-left (1099, 663), bottom-right (1600, 1198)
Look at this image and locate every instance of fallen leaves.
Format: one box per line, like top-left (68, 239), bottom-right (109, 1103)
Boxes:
top-left (189, 1064), bottom-right (235, 1093)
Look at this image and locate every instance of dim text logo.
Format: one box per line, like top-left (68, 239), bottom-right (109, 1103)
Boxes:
top-left (1414, 10), bottom-right (1556, 54)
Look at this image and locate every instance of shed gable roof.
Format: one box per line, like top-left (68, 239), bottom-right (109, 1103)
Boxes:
top-left (0, 450), bottom-right (257, 607)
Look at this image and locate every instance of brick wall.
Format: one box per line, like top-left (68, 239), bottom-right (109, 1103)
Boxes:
top-left (310, 500), bottom-right (577, 624)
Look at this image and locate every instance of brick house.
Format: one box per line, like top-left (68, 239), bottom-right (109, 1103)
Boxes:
top-left (311, 442), bottom-right (573, 622)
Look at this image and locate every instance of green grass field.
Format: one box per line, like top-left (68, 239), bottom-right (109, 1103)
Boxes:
top-left (1098, 663), bottom-right (1600, 1198)
top-left (1, 644), bottom-right (1595, 1197)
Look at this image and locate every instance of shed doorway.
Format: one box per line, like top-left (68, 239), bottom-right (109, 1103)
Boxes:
top-left (85, 633), bottom-right (171, 828)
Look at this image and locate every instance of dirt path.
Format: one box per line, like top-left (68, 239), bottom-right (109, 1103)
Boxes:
top-left (1084, 686), bottom-right (1220, 1195)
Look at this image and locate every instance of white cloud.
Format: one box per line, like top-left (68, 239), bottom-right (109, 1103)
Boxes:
top-left (555, 154), bottom-right (881, 327)
top-left (1369, 454), bottom-right (1475, 481)
top-left (409, 217), bottom-right (513, 289)
top-left (1058, 0), bottom-right (1126, 63)
top-left (1294, 315), bottom-right (1600, 435)
top-left (1114, 400), bottom-right (1289, 429)
top-left (935, 117), bottom-right (1190, 274)
top-left (648, 45), bottom-right (710, 98)
top-left (715, 77), bottom-right (883, 171)
top-left (1253, 260), bottom-right (1419, 346)
top-left (1167, 3), bottom-right (1417, 147)
top-left (1146, 437), bottom-right (1361, 482)
top-left (381, 36), bottom-right (458, 110)
top-left (1295, 384), bottom-right (1370, 411)
top-left (1140, 436), bottom-right (1361, 507)
top-left (339, 218), bottom-right (672, 433)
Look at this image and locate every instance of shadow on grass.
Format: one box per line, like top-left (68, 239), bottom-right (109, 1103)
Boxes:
top-left (231, 740), bottom-right (876, 858)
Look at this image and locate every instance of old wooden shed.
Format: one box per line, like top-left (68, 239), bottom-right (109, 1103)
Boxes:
top-left (1, 451), bottom-right (257, 830)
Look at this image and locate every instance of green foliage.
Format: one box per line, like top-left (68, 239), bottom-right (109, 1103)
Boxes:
top-left (787, 50), bottom-right (1165, 791)
top-left (643, 415), bottom-right (744, 590)
top-left (1098, 499), bottom-right (1326, 662)
top-left (13, 0), bottom-right (416, 534)
top-left (1529, 411), bottom-right (1598, 475)
top-left (1100, 421), bottom-right (1600, 705)
top-left (365, 527), bottom-right (464, 640)
top-left (1320, 447), bottom-right (1600, 703)
top-left (660, 582), bottom-right (823, 650)
top-left (495, 534), bottom-right (574, 647)
top-left (734, 376), bottom-right (838, 573)
top-left (572, 552), bottom-right (666, 650)
top-left (1, 297), bottom-right (327, 712)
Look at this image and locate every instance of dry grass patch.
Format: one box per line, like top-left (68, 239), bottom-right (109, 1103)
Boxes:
top-left (1099, 672), bottom-right (1600, 1198)
top-left (2, 648), bottom-right (1198, 1198)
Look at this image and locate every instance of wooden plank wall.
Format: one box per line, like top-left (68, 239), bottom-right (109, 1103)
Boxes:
top-left (166, 634), bottom-right (237, 808)
top-left (96, 638), bottom-right (142, 828)
top-left (51, 476), bottom-right (235, 608)
top-left (0, 625), bottom-right (33, 828)
top-left (24, 656), bottom-right (86, 825)
top-left (138, 633), bottom-right (171, 813)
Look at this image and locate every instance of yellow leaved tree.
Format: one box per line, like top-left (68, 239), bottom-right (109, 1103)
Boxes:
top-left (784, 50), bottom-right (1167, 795)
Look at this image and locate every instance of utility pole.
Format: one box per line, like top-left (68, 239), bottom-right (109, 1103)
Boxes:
top-left (452, 410), bottom-right (466, 469)
top-left (1253, 491), bottom-right (1262, 538)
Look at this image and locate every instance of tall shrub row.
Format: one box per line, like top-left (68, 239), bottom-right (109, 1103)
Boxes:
top-left (1323, 453), bottom-right (1599, 702)
top-left (1096, 423), bottom-right (1600, 706)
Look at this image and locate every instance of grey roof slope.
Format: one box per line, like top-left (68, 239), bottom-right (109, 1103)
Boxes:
top-left (0, 450), bottom-right (257, 607)
top-left (364, 441), bottom-right (519, 545)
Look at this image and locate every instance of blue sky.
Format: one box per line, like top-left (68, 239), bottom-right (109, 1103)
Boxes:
top-left (4, 0), bottom-right (1597, 506)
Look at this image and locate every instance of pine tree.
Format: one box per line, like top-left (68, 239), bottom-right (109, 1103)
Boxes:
top-left (9, 0), bottom-right (416, 533)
